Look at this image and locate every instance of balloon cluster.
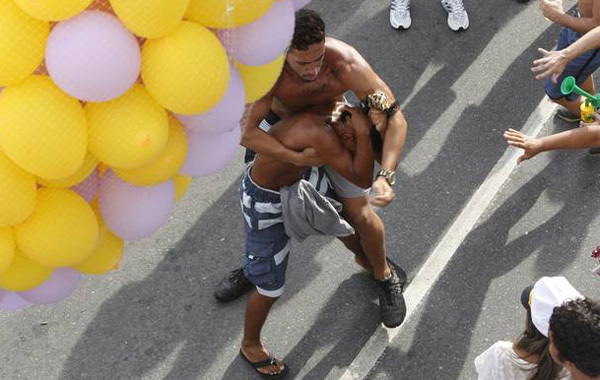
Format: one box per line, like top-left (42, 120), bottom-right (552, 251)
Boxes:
top-left (0, 0), bottom-right (312, 311)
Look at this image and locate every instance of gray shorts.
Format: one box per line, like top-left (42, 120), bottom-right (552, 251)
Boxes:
top-left (323, 165), bottom-right (371, 199)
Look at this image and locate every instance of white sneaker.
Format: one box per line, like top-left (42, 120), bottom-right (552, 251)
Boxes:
top-left (390, 0), bottom-right (412, 30)
top-left (441, 0), bottom-right (469, 31)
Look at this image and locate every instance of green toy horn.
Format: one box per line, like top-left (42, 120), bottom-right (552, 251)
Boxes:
top-left (560, 76), bottom-right (600, 108)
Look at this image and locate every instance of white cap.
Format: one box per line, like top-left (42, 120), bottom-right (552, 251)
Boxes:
top-left (531, 276), bottom-right (583, 337)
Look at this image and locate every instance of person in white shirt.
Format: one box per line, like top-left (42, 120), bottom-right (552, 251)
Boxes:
top-left (475, 277), bottom-right (582, 380)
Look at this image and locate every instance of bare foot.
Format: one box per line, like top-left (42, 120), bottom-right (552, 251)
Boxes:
top-left (240, 343), bottom-right (287, 376)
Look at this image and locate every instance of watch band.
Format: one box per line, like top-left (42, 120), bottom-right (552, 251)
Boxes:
top-left (376, 169), bottom-right (396, 186)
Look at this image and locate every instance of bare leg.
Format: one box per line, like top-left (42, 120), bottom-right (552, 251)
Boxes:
top-left (340, 196), bottom-right (391, 281)
top-left (553, 75), bottom-right (596, 116)
top-left (241, 291), bottom-right (285, 375)
top-left (338, 233), bottom-right (373, 271)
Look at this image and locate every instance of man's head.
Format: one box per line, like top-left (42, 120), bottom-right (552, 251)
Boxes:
top-left (549, 298), bottom-right (600, 379)
top-left (286, 9), bottom-right (326, 82)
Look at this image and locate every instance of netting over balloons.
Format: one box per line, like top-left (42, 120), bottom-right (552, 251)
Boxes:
top-left (0, 0), bottom-right (311, 311)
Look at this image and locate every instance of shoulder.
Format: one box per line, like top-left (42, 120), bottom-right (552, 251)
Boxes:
top-left (474, 341), bottom-right (533, 380)
top-left (325, 38), bottom-right (368, 78)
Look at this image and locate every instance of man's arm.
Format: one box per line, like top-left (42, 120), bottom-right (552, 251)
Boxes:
top-left (309, 107), bottom-right (374, 188)
top-left (541, 0), bottom-right (600, 34)
top-left (241, 90), bottom-right (324, 167)
top-left (504, 125), bottom-right (600, 163)
top-left (340, 46), bottom-right (408, 206)
top-left (532, 24), bottom-right (600, 81)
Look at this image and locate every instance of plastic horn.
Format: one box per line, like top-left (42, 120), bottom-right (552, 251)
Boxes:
top-left (560, 76), bottom-right (600, 108)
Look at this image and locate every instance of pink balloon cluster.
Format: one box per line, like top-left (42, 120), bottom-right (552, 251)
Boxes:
top-left (0, 0), bottom-right (298, 312)
top-left (0, 268), bottom-right (81, 309)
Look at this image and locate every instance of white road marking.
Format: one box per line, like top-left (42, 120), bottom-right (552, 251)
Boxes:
top-left (329, 98), bottom-right (557, 380)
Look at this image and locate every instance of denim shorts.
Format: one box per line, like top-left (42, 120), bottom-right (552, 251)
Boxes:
top-left (545, 11), bottom-right (600, 100)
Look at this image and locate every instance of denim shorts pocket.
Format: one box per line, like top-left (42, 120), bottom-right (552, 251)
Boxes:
top-left (244, 237), bottom-right (277, 287)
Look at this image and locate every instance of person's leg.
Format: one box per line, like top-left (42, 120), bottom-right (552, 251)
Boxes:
top-left (337, 233), bottom-right (373, 271)
top-left (340, 196), bottom-right (390, 281)
top-left (240, 291), bottom-right (285, 375)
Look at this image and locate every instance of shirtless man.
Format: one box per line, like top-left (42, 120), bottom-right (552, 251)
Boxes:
top-left (539, 0), bottom-right (600, 121)
top-left (217, 7), bottom-right (408, 305)
top-left (237, 105), bottom-right (383, 377)
top-left (217, 9), bottom-right (409, 377)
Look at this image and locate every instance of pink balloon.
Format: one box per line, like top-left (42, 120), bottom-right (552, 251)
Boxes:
top-left (218, 0), bottom-right (295, 66)
top-left (19, 268), bottom-right (81, 305)
top-left (291, 0), bottom-right (312, 10)
top-left (45, 11), bottom-right (141, 102)
top-left (0, 291), bottom-right (32, 311)
top-left (99, 171), bottom-right (174, 240)
top-left (176, 65), bottom-right (245, 135)
top-left (181, 125), bottom-right (241, 177)
top-left (72, 168), bottom-right (100, 202)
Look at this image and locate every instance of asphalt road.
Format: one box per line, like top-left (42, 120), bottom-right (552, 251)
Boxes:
top-left (1, 0), bottom-right (599, 379)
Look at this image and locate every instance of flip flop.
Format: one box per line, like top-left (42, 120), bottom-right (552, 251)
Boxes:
top-left (239, 350), bottom-right (289, 379)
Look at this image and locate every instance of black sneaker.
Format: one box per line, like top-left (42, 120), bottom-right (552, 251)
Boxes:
top-left (377, 268), bottom-right (407, 328)
top-left (214, 268), bottom-right (253, 302)
top-left (556, 108), bottom-right (580, 123)
top-left (386, 257), bottom-right (407, 285)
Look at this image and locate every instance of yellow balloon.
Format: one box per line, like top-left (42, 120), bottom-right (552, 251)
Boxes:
top-left (186, 0), bottom-right (274, 28)
top-left (114, 117), bottom-right (188, 185)
top-left (16, 188), bottom-right (99, 268)
top-left (0, 76), bottom-right (87, 179)
top-left (0, 252), bottom-right (52, 291)
top-left (109, 0), bottom-right (189, 38)
top-left (38, 153), bottom-right (98, 188)
top-left (0, 0), bottom-right (49, 86)
top-left (236, 54), bottom-right (285, 103)
top-left (142, 21), bottom-right (229, 115)
top-left (0, 149), bottom-right (37, 227)
top-left (72, 220), bottom-right (123, 275)
top-left (12, 0), bottom-right (93, 21)
top-left (0, 227), bottom-right (15, 274)
top-left (86, 84), bottom-right (169, 170)
top-left (174, 174), bottom-right (192, 201)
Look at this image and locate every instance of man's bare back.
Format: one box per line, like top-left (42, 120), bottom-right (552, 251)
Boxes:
top-left (251, 113), bottom-right (348, 190)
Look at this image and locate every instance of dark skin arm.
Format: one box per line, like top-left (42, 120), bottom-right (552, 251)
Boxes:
top-left (297, 106), bottom-right (374, 188)
top-left (241, 88), bottom-right (325, 167)
top-left (339, 46), bottom-right (408, 206)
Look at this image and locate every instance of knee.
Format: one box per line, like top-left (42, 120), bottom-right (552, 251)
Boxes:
top-left (348, 205), bottom-right (380, 231)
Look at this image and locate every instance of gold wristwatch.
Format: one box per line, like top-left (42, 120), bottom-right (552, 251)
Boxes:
top-left (376, 169), bottom-right (396, 186)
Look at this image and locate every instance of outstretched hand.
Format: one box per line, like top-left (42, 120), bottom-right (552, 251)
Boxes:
top-left (531, 48), bottom-right (568, 83)
top-left (504, 128), bottom-right (543, 163)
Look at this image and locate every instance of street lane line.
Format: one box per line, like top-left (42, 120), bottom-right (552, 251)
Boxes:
top-left (328, 98), bottom-right (557, 380)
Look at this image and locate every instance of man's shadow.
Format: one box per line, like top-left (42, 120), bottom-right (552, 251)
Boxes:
top-left (367, 150), bottom-right (600, 379)
top-left (58, 174), bottom-right (339, 380)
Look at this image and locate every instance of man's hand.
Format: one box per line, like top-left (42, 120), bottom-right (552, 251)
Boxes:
top-left (294, 147), bottom-right (325, 167)
top-left (531, 48), bottom-right (569, 82)
top-left (540, 0), bottom-right (565, 24)
top-left (368, 108), bottom-right (387, 132)
top-left (504, 128), bottom-right (544, 163)
top-left (370, 176), bottom-right (396, 207)
top-left (334, 103), bottom-right (371, 133)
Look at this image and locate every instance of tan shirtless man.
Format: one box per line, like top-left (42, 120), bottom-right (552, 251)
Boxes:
top-left (216, 10), bottom-right (409, 377)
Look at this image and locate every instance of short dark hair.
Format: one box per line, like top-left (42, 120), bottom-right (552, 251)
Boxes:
top-left (291, 9), bottom-right (325, 51)
top-left (550, 298), bottom-right (600, 377)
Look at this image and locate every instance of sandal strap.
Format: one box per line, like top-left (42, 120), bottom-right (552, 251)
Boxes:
top-left (249, 357), bottom-right (277, 369)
